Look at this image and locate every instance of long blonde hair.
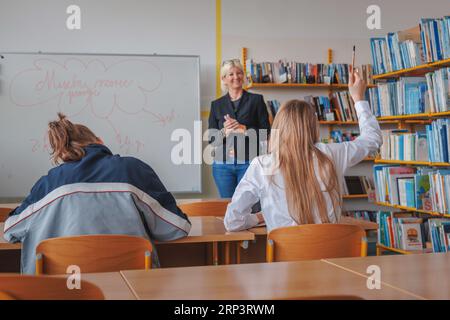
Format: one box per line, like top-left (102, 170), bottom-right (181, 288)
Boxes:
top-left (269, 100), bottom-right (341, 224)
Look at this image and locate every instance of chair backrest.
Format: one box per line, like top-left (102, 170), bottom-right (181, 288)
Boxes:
top-left (0, 275), bottom-right (104, 300)
top-left (267, 224), bottom-right (367, 262)
top-left (178, 200), bottom-right (230, 217)
top-left (0, 207), bottom-right (12, 223)
top-left (36, 234), bottom-right (152, 275)
top-left (0, 291), bottom-right (16, 300)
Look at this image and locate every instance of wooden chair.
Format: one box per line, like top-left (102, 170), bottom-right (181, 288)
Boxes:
top-left (178, 200), bottom-right (230, 217)
top-left (0, 207), bottom-right (13, 222)
top-left (0, 275), bottom-right (104, 299)
top-left (35, 234), bottom-right (153, 275)
top-left (266, 224), bottom-right (367, 262)
top-left (0, 291), bottom-right (16, 300)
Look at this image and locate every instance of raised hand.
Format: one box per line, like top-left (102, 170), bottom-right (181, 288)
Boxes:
top-left (348, 65), bottom-right (366, 103)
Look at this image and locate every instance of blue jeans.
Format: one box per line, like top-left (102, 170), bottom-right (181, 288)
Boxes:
top-left (212, 162), bottom-right (250, 198)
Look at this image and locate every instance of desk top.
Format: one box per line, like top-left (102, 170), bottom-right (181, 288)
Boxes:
top-left (246, 216), bottom-right (378, 236)
top-left (52, 272), bottom-right (137, 300)
top-left (0, 216), bottom-right (254, 250)
top-left (156, 216), bottom-right (254, 244)
top-left (120, 259), bottom-right (418, 300)
top-left (323, 252), bottom-right (450, 300)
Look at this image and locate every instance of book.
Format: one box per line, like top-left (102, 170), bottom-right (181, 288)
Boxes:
top-left (399, 220), bottom-right (423, 250)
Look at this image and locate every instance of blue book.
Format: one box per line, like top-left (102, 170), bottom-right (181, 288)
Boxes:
top-left (432, 19), bottom-right (443, 61)
top-left (426, 125), bottom-right (434, 162)
top-left (405, 179), bottom-right (416, 208)
top-left (440, 121), bottom-right (449, 162)
top-left (399, 134), bottom-right (404, 161)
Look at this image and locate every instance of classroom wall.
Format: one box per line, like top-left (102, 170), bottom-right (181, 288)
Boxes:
top-left (0, 0), bottom-right (218, 201)
top-left (0, 0), bottom-right (449, 202)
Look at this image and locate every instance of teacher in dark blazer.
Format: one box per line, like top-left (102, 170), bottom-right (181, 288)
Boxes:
top-left (208, 59), bottom-right (270, 198)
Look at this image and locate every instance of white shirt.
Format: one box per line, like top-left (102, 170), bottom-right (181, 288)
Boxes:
top-left (223, 100), bottom-right (382, 232)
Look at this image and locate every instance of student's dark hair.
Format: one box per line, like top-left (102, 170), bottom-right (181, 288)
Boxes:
top-left (48, 113), bottom-right (99, 164)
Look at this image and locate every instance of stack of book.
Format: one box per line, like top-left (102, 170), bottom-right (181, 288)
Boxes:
top-left (427, 119), bottom-right (450, 163)
top-left (428, 219), bottom-right (450, 252)
top-left (373, 166), bottom-right (418, 208)
top-left (370, 15), bottom-right (450, 74)
top-left (420, 17), bottom-right (450, 63)
top-left (343, 176), bottom-right (373, 195)
top-left (377, 211), bottom-right (425, 251)
top-left (373, 165), bottom-right (450, 213)
top-left (268, 94), bottom-right (358, 123)
top-left (245, 60), bottom-right (373, 85)
top-left (266, 100), bottom-right (281, 120)
top-left (329, 91), bottom-right (358, 122)
top-left (429, 170), bottom-right (450, 214)
top-left (343, 211), bottom-right (377, 222)
top-left (371, 30), bottom-right (424, 74)
top-left (329, 130), bottom-right (359, 143)
top-left (368, 77), bottom-right (428, 117)
top-left (425, 68), bottom-right (450, 113)
top-left (305, 95), bottom-right (334, 121)
top-left (379, 129), bottom-right (428, 161)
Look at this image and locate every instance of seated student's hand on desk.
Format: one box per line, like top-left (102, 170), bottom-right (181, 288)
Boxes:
top-left (255, 212), bottom-right (265, 226)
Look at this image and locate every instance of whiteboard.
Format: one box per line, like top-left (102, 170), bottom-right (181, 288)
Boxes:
top-left (0, 52), bottom-right (201, 197)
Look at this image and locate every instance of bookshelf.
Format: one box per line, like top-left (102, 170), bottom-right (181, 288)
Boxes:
top-left (247, 83), bottom-right (377, 90)
top-left (374, 159), bottom-right (450, 167)
top-left (343, 194), bottom-right (368, 199)
top-left (376, 243), bottom-right (432, 255)
top-left (242, 47), bottom-right (377, 207)
top-left (375, 201), bottom-right (450, 218)
top-left (372, 57), bottom-right (450, 80)
top-left (371, 18), bottom-right (450, 255)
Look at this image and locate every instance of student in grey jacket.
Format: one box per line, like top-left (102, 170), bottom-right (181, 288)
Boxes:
top-left (4, 114), bottom-right (191, 274)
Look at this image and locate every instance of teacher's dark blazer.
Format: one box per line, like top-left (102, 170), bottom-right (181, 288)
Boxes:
top-left (208, 90), bottom-right (270, 162)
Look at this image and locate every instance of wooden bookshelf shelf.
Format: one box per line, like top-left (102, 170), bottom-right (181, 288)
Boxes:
top-left (374, 201), bottom-right (450, 218)
top-left (372, 58), bottom-right (450, 80)
top-left (343, 194), bottom-right (368, 199)
top-left (246, 83), bottom-right (377, 90)
top-left (318, 120), bottom-right (358, 125)
top-left (377, 111), bottom-right (450, 121)
top-left (374, 159), bottom-right (450, 167)
top-left (376, 243), bottom-right (431, 255)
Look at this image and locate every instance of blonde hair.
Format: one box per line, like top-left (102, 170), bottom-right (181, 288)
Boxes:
top-left (48, 113), bottom-right (100, 164)
top-left (220, 59), bottom-right (247, 92)
top-left (269, 100), bottom-right (341, 224)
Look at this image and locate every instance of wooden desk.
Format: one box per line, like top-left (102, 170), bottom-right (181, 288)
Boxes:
top-left (246, 216), bottom-right (378, 237)
top-left (120, 260), bottom-right (418, 300)
top-left (323, 253), bottom-right (450, 300)
top-left (0, 203), bottom-right (20, 209)
top-left (1, 217), bottom-right (254, 246)
top-left (0, 222), bottom-right (20, 250)
top-left (157, 216), bottom-right (254, 266)
top-left (52, 272), bottom-right (137, 300)
top-left (1, 217), bottom-right (254, 265)
top-left (157, 216), bottom-right (253, 244)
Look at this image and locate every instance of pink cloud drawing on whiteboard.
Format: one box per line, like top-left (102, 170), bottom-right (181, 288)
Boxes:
top-left (9, 58), bottom-right (164, 120)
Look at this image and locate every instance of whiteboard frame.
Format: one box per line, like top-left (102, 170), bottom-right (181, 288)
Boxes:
top-left (0, 51), bottom-right (202, 195)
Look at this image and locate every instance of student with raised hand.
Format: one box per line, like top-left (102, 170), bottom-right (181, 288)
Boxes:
top-left (224, 66), bottom-right (382, 232)
top-left (3, 114), bottom-right (191, 274)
